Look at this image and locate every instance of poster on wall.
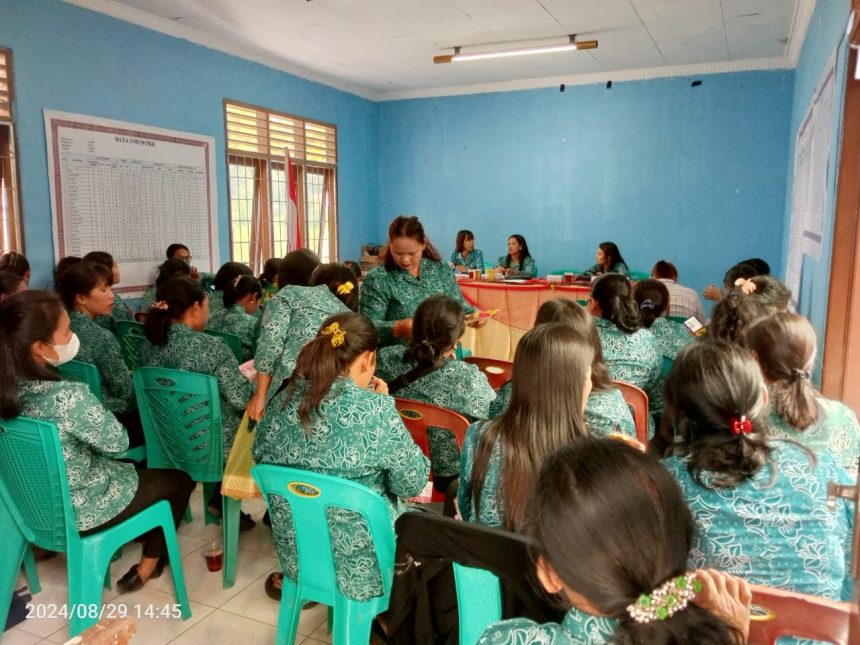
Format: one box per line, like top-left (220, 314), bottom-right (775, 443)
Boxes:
top-left (785, 57), bottom-right (838, 311)
top-left (44, 110), bottom-right (218, 297)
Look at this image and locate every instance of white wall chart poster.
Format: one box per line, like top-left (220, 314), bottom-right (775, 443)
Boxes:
top-left (44, 110), bottom-right (218, 297)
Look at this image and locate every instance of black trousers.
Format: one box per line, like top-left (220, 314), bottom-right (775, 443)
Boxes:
top-left (114, 411), bottom-right (145, 450)
top-left (80, 468), bottom-right (194, 559)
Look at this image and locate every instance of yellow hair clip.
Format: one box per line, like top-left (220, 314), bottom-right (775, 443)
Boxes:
top-left (337, 281), bottom-right (355, 295)
top-left (321, 321), bottom-right (346, 347)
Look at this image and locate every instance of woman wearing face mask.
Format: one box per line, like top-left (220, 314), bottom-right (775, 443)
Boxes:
top-left (0, 290), bottom-right (194, 594)
top-left (360, 215), bottom-right (479, 346)
top-left (56, 259), bottom-right (143, 447)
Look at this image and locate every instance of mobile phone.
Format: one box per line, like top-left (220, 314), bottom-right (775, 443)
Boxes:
top-left (683, 316), bottom-right (707, 337)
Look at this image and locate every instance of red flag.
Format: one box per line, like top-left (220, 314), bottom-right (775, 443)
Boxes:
top-left (286, 147), bottom-right (302, 251)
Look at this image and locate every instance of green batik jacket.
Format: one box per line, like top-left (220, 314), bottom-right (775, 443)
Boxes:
top-left (70, 310), bottom-right (135, 413)
top-left (207, 304), bottom-right (259, 362)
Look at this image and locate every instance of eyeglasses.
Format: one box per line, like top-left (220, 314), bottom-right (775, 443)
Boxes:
top-left (178, 255), bottom-right (192, 262)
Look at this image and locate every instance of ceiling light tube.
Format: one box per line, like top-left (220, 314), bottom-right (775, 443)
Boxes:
top-left (433, 35), bottom-right (597, 64)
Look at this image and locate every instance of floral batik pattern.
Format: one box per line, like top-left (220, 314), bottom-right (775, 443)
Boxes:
top-left (478, 607), bottom-right (616, 645)
top-left (139, 323), bottom-right (251, 459)
top-left (17, 379), bottom-right (137, 531)
top-left (494, 255), bottom-right (537, 278)
top-left (207, 304), bottom-right (259, 362)
top-left (450, 249), bottom-right (485, 270)
top-left (253, 378), bottom-right (429, 600)
top-left (360, 259), bottom-right (476, 346)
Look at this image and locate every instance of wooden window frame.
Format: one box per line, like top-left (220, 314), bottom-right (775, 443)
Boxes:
top-left (0, 46), bottom-right (25, 254)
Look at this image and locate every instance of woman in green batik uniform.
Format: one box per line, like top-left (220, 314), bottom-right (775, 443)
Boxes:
top-left (139, 258), bottom-right (191, 315)
top-left (248, 258), bottom-right (359, 420)
top-left (360, 215), bottom-right (479, 347)
top-left (206, 275), bottom-right (262, 362)
top-left (376, 294), bottom-right (495, 486)
top-left (208, 262), bottom-right (253, 317)
top-left (495, 234), bottom-right (537, 278)
top-left (0, 290), bottom-right (193, 594)
top-left (56, 260), bottom-right (145, 447)
top-left (459, 323), bottom-right (593, 530)
top-left (83, 251), bottom-right (132, 332)
top-left (253, 312), bottom-right (429, 601)
top-left (747, 313), bottom-right (860, 476)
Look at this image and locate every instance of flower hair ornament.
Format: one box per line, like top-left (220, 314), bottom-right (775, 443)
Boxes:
top-left (320, 322), bottom-right (346, 348)
top-left (152, 301), bottom-right (169, 311)
top-left (627, 572), bottom-right (702, 624)
top-left (730, 415), bottom-right (753, 435)
top-left (734, 278), bottom-right (757, 295)
top-left (336, 281), bottom-right (355, 295)
top-left (639, 299), bottom-right (654, 310)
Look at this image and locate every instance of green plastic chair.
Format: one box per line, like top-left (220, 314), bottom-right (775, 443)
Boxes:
top-left (453, 563), bottom-right (502, 645)
top-left (667, 315), bottom-right (689, 324)
top-left (662, 356), bottom-right (674, 377)
top-left (629, 271), bottom-right (650, 281)
top-left (58, 360), bottom-right (146, 464)
top-left (205, 329), bottom-right (243, 363)
top-left (251, 465), bottom-right (396, 645)
top-left (548, 268), bottom-right (584, 275)
top-left (115, 320), bottom-right (147, 370)
top-left (1, 493), bottom-right (41, 631)
top-left (133, 367), bottom-right (242, 588)
top-left (0, 416), bottom-right (190, 636)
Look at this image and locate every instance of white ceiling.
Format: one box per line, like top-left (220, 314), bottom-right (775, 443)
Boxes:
top-left (68, 0), bottom-right (813, 100)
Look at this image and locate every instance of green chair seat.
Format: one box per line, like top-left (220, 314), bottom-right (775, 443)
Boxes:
top-left (0, 416), bottom-right (190, 637)
top-left (115, 320), bottom-right (147, 371)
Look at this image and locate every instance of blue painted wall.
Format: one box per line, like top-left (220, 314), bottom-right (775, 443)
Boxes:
top-left (378, 71), bottom-right (794, 294)
top-left (0, 0), bottom-right (379, 288)
top-left (781, 0), bottom-right (852, 356)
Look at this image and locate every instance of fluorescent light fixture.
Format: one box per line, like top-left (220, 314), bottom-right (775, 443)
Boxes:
top-left (434, 35), bottom-right (597, 64)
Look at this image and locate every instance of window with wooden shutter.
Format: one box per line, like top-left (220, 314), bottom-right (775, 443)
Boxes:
top-left (0, 47), bottom-right (23, 255)
top-left (224, 100), bottom-right (337, 272)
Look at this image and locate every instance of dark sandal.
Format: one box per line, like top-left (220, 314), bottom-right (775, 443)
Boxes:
top-left (116, 558), bottom-right (166, 594)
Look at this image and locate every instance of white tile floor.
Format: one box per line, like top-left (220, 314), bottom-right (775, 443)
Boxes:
top-left (5, 487), bottom-right (333, 645)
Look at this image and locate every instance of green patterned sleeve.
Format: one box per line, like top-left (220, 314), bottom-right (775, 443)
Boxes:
top-left (438, 264), bottom-right (476, 314)
top-left (377, 399), bottom-right (430, 499)
top-left (255, 297), bottom-right (291, 376)
top-left (521, 256), bottom-right (537, 278)
top-left (95, 334), bottom-right (135, 406)
top-left (580, 263), bottom-right (600, 277)
top-left (359, 269), bottom-right (397, 346)
top-left (112, 295), bottom-right (132, 322)
top-left (212, 341), bottom-right (254, 410)
top-left (464, 366), bottom-right (496, 419)
top-left (68, 386), bottom-right (130, 455)
top-left (457, 421), bottom-right (482, 521)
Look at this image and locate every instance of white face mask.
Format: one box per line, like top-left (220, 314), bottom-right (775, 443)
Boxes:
top-left (46, 333), bottom-right (80, 366)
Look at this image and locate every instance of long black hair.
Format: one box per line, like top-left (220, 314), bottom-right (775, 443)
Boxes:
top-left (309, 263), bottom-right (359, 311)
top-left (0, 291), bottom-right (64, 418)
top-left (223, 275), bottom-right (262, 308)
top-left (633, 279), bottom-right (670, 329)
top-left (709, 288), bottom-right (771, 345)
top-left (144, 277), bottom-right (207, 346)
top-left (662, 340), bottom-right (772, 488)
top-left (502, 234), bottom-right (532, 268)
top-left (529, 438), bottom-right (744, 644)
top-left (591, 273), bottom-right (641, 334)
top-left (598, 241), bottom-right (626, 271)
top-left (404, 295), bottom-right (465, 368)
top-left (286, 312), bottom-right (379, 431)
top-left (213, 262), bottom-right (252, 291)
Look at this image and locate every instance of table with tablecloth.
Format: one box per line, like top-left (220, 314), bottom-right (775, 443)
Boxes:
top-left (458, 279), bottom-right (591, 360)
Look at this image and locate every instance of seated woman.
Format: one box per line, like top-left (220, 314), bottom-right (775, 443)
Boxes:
top-left (495, 234), bottom-right (536, 278)
top-left (580, 242), bottom-right (629, 277)
top-left (258, 257), bottom-right (281, 304)
top-left (83, 251), bottom-right (132, 331)
top-left (709, 284), bottom-right (772, 345)
top-left (139, 258), bottom-right (191, 314)
top-left (0, 270), bottom-right (26, 300)
top-left (662, 340), bottom-right (854, 603)
top-left (209, 262), bottom-right (253, 316)
top-left (588, 274), bottom-right (661, 427)
top-left (489, 299), bottom-right (635, 440)
top-left (450, 229), bottom-right (484, 272)
top-left (633, 278), bottom-right (693, 360)
top-left (702, 261), bottom-right (761, 303)
top-left (0, 251), bottom-right (30, 286)
top-left (139, 276), bottom-right (254, 526)
top-left (747, 313), bottom-right (860, 476)
top-left (56, 259), bottom-right (143, 447)
top-left (360, 215), bottom-right (477, 347)
top-left (459, 323), bottom-right (592, 530)
top-left (253, 312), bottom-right (429, 600)
top-left (376, 294), bottom-right (495, 486)
top-left (206, 275), bottom-right (262, 362)
top-left (480, 438), bottom-right (751, 645)
top-left (249, 257), bottom-right (357, 420)
top-left (0, 290), bottom-right (194, 593)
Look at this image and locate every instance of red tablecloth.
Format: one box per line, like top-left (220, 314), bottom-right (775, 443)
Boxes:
top-left (458, 278), bottom-right (591, 360)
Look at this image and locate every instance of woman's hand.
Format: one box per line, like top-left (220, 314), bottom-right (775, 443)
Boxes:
top-left (246, 392), bottom-right (267, 422)
top-left (693, 569), bottom-right (751, 642)
top-left (393, 318), bottom-right (414, 339)
top-left (189, 266), bottom-right (201, 281)
top-left (368, 376), bottom-right (389, 395)
top-left (466, 316), bottom-right (488, 328)
top-left (702, 285), bottom-right (723, 302)
top-left (455, 264), bottom-right (467, 272)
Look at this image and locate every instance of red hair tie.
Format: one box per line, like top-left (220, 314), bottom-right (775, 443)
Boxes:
top-left (730, 415), bottom-right (752, 435)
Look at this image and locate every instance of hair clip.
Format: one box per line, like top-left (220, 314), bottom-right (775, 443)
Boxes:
top-left (232, 276), bottom-right (242, 288)
top-left (626, 573), bottom-right (702, 624)
top-left (639, 299), bottom-right (654, 310)
top-left (337, 281), bottom-right (355, 295)
top-left (791, 368), bottom-right (810, 382)
top-left (734, 278), bottom-right (757, 295)
top-left (152, 301), bottom-right (169, 311)
top-left (320, 321), bottom-right (346, 348)
top-left (730, 415), bottom-right (753, 435)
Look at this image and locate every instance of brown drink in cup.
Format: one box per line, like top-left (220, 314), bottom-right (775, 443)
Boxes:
top-left (205, 542), bottom-right (224, 572)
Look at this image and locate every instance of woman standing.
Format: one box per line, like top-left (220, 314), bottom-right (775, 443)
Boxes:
top-left (450, 230), bottom-right (484, 272)
top-left (360, 216), bottom-right (477, 346)
top-left (495, 234), bottom-right (536, 278)
top-left (581, 242), bottom-right (630, 277)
